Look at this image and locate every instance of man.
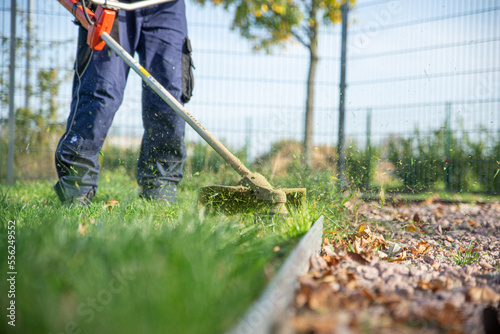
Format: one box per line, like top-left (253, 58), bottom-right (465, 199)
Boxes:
top-left (54, 0), bottom-right (194, 206)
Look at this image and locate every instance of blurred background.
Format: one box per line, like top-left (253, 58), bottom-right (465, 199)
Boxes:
top-left (1, 0), bottom-right (499, 193)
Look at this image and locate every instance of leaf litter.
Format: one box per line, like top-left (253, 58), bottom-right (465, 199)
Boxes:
top-left (286, 200), bottom-right (500, 333)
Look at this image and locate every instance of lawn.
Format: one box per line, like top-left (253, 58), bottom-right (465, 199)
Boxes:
top-left (0, 167), bottom-right (343, 334)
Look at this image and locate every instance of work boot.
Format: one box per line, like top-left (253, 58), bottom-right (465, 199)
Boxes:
top-left (71, 188), bottom-right (95, 208)
top-left (139, 183), bottom-right (177, 204)
top-left (139, 195), bottom-right (172, 205)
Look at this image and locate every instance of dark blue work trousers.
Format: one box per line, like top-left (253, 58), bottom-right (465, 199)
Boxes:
top-left (55, 0), bottom-right (188, 202)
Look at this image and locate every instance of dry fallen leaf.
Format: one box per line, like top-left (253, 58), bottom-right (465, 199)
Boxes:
top-left (406, 223), bottom-right (419, 232)
top-left (396, 249), bottom-right (407, 261)
top-left (78, 222), bottom-right (88, 236)
top-left (466, 286), bottom-right (500, 305)
top-left (292, 313), bottom-right (339, 333)
top-left (308, 283), bottom-right (335, 311)
top-left (321, 274), bottom-right (336, 283)
top-left (421, 194), bottom-right (440, 206)
top-left (470, 246), bottom-right (481, 254)
top-left (353, 236), bottom-right (371, 253)
top-left (104, 199), bottom-right (119, 210)
top-left (346, 251), bottom-right (370, 265)
top-left (310, 254), bottom-right (329, 272)
top-left (77, 214), bottom-right (95, 236)
top-left (360, 287), bottom-right (377, 302)
top-left (81, 213), bottom-right (95, 225)
top-left (418, 302), bottom-right (465, 329)
top-left (479, 261), bottom-right (494, 270)
top-left (458, 245), bottom-right (477, 254)
top-left (323, 237), bottom-right (330, 245)
top-left (433, 207), bottom-right (445, 218)
top-left (417, 278), bottom-right (451, 292)
top-left (323, 254), bottom-right (341, 266)
top-left (377, 250), bottom-right (388, 259)
top-left (295, 290), bottom-right (310, 309)
top-left (411, 240), bottom-right (432, 256)
top-left (358, 223), bottom-right (366, 233)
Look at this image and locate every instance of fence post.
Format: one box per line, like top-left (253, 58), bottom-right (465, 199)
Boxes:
top-left (7, 0), bottom-right (17, 185)
top-left (337, 2), bottom-right (349, 188)
top-left (444, 102), bottom-right (452, 191)
top-left (25, 0), bottom-right (34, 111)
top-left (365, 108), bottom-right (372, 188)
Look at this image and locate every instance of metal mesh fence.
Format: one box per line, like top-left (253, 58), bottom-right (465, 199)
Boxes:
top-left (1, 0), bottom-right (499, 192)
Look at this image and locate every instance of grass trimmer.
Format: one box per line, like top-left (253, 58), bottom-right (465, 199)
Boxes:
top-left (58, 0), bottom-right (306, 219)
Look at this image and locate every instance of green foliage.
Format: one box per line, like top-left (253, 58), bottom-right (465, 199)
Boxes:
top-left (387, 131), bottom-right (443, 191)
top-left (187, 142), bottom-right (248, 176)
top-left (193, 0), bottom-right (355, 51)
top-left (232, 0), bottom-right (303, 51)
top-left (99, 145), bottom-right (140, 178)
top-left (252, 139), bottom-right (374, 192)
top-left (16, 68), bottom-right (67, 147)
top-left (386, 127), bottom-right (500, 193)
top-left (0, 34), bottom-right (22, 106)
top-left (345, 141), bottom-right (375, 190)
top-left (186, 141), bottom-right (228, 174)
top-left (0, 67), bottom-right (67, 181)
top-left (466, 135), bottom-right (500, 193)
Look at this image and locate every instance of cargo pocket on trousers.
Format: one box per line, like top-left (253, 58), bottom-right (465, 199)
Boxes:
top-left (181, 37), bottom-right (195, 103)
top-left (75, 27), bottom-right (93, 75)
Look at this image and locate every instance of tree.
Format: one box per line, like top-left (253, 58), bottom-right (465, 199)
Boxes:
top-left (194, 0), bottom-right (355, 168)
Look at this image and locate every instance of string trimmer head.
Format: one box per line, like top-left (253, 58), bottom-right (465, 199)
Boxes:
top-left (199, 172), bottom-right (306, 218)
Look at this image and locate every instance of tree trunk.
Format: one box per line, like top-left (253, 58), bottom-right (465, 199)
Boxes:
top-left (303, 5), bottom-right (319, 169)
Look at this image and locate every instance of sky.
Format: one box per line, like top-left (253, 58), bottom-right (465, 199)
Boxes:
top-left (0, 0), bottom-right (499, 160)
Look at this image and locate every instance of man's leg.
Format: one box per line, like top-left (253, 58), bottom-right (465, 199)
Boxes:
top-left (54, 14), bottom-right (139, 204)
top-left (136, 0), bottom-right (189, 202)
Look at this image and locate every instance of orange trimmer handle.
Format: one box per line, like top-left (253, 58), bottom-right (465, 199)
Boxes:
top-left (87, 6), bottom-right (116, 50)
top-left (58, 0), bottom-right (93, 30)
top-left (57, 0), bottom-right (116, 51)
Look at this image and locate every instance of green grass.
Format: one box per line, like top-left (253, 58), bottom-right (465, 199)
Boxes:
top-left (361, 187), bottom-right (500, 204)
top-left (435, 239), bottom-right (481, 266)
top-left (0, 168), bottom-right (348, 334)
top-left (445, 241), bottom-right (481, 266)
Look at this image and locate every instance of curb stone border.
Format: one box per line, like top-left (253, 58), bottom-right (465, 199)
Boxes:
top-left (227, 216), bottom-right (324, 334)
